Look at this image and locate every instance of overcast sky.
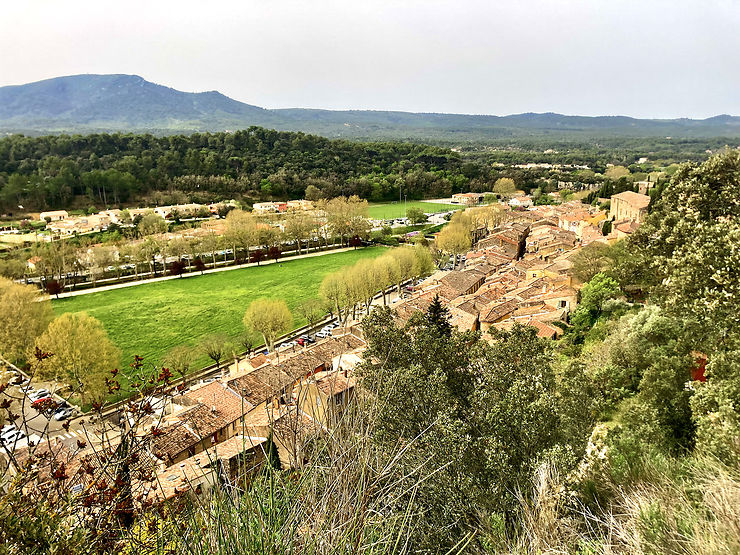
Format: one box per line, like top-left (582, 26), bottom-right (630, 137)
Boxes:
top-left (1, 0), bottom-right (738, 118)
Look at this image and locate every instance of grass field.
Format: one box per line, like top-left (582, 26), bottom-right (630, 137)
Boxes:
top-left (367, 201), bottom-right (462, 220)
top-left (53, 247), bottom-right (385, 389)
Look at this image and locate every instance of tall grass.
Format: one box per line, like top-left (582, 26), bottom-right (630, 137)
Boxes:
top-left (504, 455), bottom-right (740, 555)
top-left (124, 392), bottom-right (468, 555)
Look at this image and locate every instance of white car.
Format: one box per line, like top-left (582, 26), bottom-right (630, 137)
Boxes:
top-left (53, 407), bottom-right (74, 421)
top-left (0, 428), bottom-right (26, 444)
top-left (1, 424), bottom-right (16, 436)
top-left (29, 389), bottom-right (50, 402)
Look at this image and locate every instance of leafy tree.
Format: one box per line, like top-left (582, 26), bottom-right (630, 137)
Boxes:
top-left (33, 312), bottom-right (120, 403)
top-left (251, 248), bottom-right (264, 265)
top-left (168, 260), bottom-right (186, 277)
top-left (243, 299), bottom-right (293, 353)
top-left (604, 165), bottom-right (631, 180)
top-left (570, 272), bottom-right (622, 334)
top-left (296, 298), bottom-right (326, 331)
top-left (0, 278), bottom-right (54, 363)
top-left (163, 345), bottom-right (196, 378)
top-left (304, 184), bottom-right (323, 201)
top-left (626, 151), bottom-right (740, 462)
top-left (406, 206), bottom-right (427, 224)
top-left (136, 212), bottom-right (167, 237)
top-left (45, 279), bottom-right (64, 299)
top-left (424, 294), bottom-right (451, 336)
top-left (435, 223), bottom-right (471, 268)
top-left (360, 309), bottom-right (587, 550)
top-left (570, 242), bottom-right (616, 284)
top-left (193, 257), bottom-right (206, 274)
top-left (493, 177), bottom-right (516, 195)
top-left (268, 245), bottom-right (281, 262)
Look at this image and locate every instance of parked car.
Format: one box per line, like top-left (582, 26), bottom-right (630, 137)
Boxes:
top-left (53, 407), bottom-right (74, 421)
top-left (29, 389), bottom-right (50, 401)
top-left (315, 331), bottom-right (331, 339)
top-left (31, 396), bottom-right (52, 409)
top-left (0, 428), bottom-right (25, 444)
top-left (296, 337), bottom-right (306, 347)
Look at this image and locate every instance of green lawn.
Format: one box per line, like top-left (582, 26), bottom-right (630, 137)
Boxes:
top-left (53, 247), bottom-right (385, 388)
top-left (367, 201), bottom-right (462, 220)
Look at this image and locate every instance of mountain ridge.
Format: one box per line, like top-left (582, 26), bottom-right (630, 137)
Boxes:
top-left (1, 74), bottom-right (739, 140)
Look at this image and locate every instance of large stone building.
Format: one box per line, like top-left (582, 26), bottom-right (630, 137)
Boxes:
top-left (609, 191), bottom-right (651, 224)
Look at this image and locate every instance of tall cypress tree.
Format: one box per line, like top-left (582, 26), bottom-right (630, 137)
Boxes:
top-left (425, 294), bottom-right (452, 337)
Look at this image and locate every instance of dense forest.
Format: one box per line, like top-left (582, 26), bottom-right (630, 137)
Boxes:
top-left (0, 129), bottom-right (465, 210)
top-left (0, 127), bottom-right (727, 213)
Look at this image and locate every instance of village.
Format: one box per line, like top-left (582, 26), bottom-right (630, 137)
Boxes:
top-left (0, 187), bottom-right (652, 506)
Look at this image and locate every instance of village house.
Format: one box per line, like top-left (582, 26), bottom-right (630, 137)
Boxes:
top-left (39, 210), bottom-right (69, 221)
top-left (508, 196), bottom-right (533, 208)
top-left (286, 199), bottom-right (314, 211)
top-left (452, 192), bottom-right (484, 206)
top-left (144, 434), bottom-right (270, 504)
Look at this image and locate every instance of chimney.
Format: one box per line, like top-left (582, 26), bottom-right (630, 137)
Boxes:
top-left (211, 405), bottom-right (217, 414)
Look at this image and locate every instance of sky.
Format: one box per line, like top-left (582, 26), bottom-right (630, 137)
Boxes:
top-left (1, 0), bottom-right (738, 119)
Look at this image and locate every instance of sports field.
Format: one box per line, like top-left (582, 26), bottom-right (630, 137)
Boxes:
top-left (53, 247), bottom-right (385, 383)
top-left (367, 201), bottom-right (462, 220)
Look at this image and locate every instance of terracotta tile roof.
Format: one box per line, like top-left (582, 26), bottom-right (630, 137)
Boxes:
top-left (615, 220), bottom-right (640, 234)
top-left (439, 270), bottom-right (485, 295)
top-left (527, 319), bottom-right (562, 339)
top-left (307, 334), bottom-right (366, 363)
top-left (481, 299), bottom-right (519, 323)
top-left (275, 352), bottom-right (325, 382)
top-left (151, 422), bottom-right (200, 464)
top-left (184, 381), bottom-right (251, 422)
top-left (512, 303), bottom-right (560, 320)
top-left (314, 371), bottom-right (356, 396)
top-left (227, 365), bottom-right (293, 406)
top-left (449, 306), bottom-right (479, 331)
top-left (147, 434), bottom-right (268, 502)
top-left (248, 353), bottom-right (269, 368)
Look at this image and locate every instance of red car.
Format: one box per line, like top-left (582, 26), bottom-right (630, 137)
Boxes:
top-left (31, 396), bottom-right (53, 409)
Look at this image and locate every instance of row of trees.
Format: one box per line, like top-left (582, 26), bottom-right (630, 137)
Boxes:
top-left (3, 197), bottom-right (375, 288)
top-left (319, 245), bottom-right (434, 326)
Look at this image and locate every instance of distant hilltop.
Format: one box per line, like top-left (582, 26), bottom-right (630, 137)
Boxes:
top-left (1, 74), bottom-right (740, 140)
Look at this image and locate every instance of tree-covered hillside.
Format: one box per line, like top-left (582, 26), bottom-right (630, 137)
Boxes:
top-left (0, 129), bottom-right (464, 210)
top-left (2, 74), bottom-right (740, 141)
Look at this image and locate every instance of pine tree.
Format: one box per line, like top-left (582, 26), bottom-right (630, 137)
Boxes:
top-left (425, 294), bottom-right (452, 337)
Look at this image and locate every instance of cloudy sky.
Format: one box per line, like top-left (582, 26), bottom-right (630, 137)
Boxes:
top-left (1, 0), bottom-right (738, 118)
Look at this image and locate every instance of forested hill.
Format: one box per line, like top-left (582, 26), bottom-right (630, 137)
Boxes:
top-left (2, 74), bottom-right (740, 140)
